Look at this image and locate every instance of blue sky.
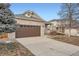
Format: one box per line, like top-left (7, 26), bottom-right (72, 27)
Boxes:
top-left (10, 3), bottom-right (61, 21)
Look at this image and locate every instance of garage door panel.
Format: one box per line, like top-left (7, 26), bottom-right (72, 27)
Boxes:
top-left (16, 25), bottom-right (40, 38)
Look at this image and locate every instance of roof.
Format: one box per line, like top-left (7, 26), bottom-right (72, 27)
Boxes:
top-left (49, 19), bottom-right (62, 22)
top-left (64, 20), bottom-right (79, 29)
top-left (15, 10), bottom-right (45, 22)
top-left (49, 19), bottom-right (79, 29)
top-left (65, 23), bottom-right (79, 29)
top-left (49, 19), bottom-right (72, 22)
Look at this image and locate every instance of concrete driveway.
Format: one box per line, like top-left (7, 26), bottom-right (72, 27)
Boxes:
top-left (16, 36), bottom-right (79, 56)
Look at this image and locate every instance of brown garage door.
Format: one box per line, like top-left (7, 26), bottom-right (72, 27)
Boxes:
top-left (16, 25), bottom-right (40, 38)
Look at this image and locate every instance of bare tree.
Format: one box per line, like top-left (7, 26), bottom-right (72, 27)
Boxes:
top-left (58, 3), bottom-right (79, 37)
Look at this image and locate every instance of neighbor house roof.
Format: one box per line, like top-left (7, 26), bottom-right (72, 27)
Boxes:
top-left (65, 23), bottom-right (79, 29)
top-left (49, 19), bottom-right (72, 22)
top-left (49, 19), bottom-right (79, 29)
top-left (49, 19), bottom-right (79, 22)
top-left (15, 10), bottom-right (45, 22)
top-left (49, 19), bottom-right (62, 22)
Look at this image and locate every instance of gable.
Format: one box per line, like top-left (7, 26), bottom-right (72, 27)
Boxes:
top-left (15, 10), bottom-right (45, 22)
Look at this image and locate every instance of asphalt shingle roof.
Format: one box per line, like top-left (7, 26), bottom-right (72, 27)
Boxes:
top-left (15, 10), bottom-right (45, 22)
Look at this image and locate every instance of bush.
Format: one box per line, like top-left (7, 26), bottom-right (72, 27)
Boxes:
top-left (49, 31), bottom-right (64, 35)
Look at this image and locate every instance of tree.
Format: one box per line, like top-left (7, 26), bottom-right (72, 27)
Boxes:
top-left (0, 3), bottom-right (16, 34)
top-left (58, 3), bottom-right (79, 37)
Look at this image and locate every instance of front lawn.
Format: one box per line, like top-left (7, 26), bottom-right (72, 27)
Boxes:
top-left (49, 33), bottom-right (79, 46)
top-left (0, 42), bottom-right (34, 56)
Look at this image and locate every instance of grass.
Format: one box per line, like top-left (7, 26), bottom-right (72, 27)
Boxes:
top-left (0, 42), bottom-right (34, 56)
top-left (49, 32), bottom-right (79, 46)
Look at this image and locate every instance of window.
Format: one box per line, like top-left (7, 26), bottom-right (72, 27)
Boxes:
top-left (17, 24), bottom-right (40, 28)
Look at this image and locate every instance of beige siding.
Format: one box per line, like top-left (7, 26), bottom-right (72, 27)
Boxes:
top-left (65, 29), bottom-right (78, 36)
top-left (8, 32), bottom-right (15, 42)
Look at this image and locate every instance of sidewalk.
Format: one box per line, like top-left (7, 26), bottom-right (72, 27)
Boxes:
top-left (16, 36), bottom-right (79, 56)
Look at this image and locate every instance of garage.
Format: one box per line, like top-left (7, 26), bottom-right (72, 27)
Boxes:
top-left (15, 10), bottom-right (45, 38)
top-left (16, 25), bottom-right (40, 38)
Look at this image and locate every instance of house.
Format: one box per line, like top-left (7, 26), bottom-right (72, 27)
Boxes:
top-left (47, 19), bottom-right (65, 34)
top-left (65, 22), bottom-right (79, 36)
top-left (48, 19), bottom-right (79, 36)
top-left (0, 10), bottom-right (45, 42)
top-left (45, 22), bottom-right (52, 34)
top-left (15, 10), bottom-right (45, 38)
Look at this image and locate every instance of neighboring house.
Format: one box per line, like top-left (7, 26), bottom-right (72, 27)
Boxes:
top-left (65, 23), bottom-right (79, 36)
top-left (48, 19), bottom-right (65, 33)
top-left (48, 19), bottom-right (79, 36)
top-left (45, 22), bottom-right (52, 34)
top-left (15, 10), bottom-right (45, 38)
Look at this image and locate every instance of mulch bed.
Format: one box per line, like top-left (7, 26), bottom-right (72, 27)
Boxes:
top-left (0, 42), bottom-right (34, 56)
top-left (49, 34), bottom-right (79, 46)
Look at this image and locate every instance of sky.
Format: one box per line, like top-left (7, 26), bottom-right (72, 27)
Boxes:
top-left (10, 3), bottom-right (61, 21)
